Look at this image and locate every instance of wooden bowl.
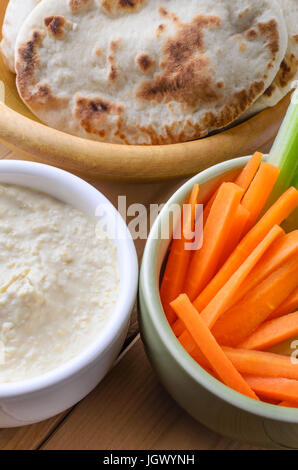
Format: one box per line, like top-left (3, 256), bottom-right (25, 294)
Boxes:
top-left (0, 0), bottom-right (290, 182)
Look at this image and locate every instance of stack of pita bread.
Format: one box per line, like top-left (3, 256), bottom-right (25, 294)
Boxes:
top-left (1, 0), bottom-right (297, 145)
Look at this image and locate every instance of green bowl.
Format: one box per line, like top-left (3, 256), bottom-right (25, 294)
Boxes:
top-left (139, 156), bottom-right (298, 449)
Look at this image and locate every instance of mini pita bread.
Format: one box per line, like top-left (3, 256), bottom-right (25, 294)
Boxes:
top-left (240, 0), bottom-right (298, 119)
top-left (15, 0), bottom-right (288, 145)
top-left (1, 0), bottom-right (42, 72)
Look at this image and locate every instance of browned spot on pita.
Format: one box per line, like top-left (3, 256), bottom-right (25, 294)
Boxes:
top-left (28, 83), bottom-right (68, 109)
top-left (44, 16), bottom-right (68, 39)
top-left (233, 35), bottom-right (247, 53)
top-left (156, 24), bottom-right (166, 38)
top-left (95, 47), bottom-right (103, 57)
top-left (75, 96), bottom-right (124, 138)
top-left (101, 0), bottom-right (146, 13)
top-left (68, 0), bottom-right (90, 13)
top-left (263, 83), bottom-right (276, 97)
top-left (294, 35), bottom-right (298, 43)
top-left (108, 62), bottom-right (118, 81)
top-left (239, 42), bottom-right (247, 53)
top-left (16, 31), bottom-right (68, 109)
top-left (245, 28), bottom-right (257, 41)
top-left (276, 53), bottom-right (298, 88)
top-left (136, 15), bottom-right (221, 107)
top-left (133, 119), bottom-right (204, 145)
top-left (257, 19), bottom-right (279, 58)
top-left (110, 39), bottom-right (122, 52)
top-left (137, 54), bottom-right (155, 73)
top-left (158, 7), bottom-right (169, 18)
top-left (171, 13), bottom-right (179, 23)
top-left (202, 81), bottom-right (264, 130)
top-left (16, 31), bottom-right (44, 101)
top-left (238, 8), bottom-right (249, 19)
top-left (108, 39), bottom-right (122, 81)
top-left (118, 0), bottom-right (144, 9)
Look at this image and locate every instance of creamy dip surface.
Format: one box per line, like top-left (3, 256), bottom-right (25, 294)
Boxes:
top-left (0, 184), bottom-right (119, 383)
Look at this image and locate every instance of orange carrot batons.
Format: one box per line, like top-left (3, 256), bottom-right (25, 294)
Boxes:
top-left (229, 230), bottom-right (298, 308)
top-left (184, 183), bottom-right (244, 300)
top-left (160, 184), bottom-right (199, 324)
top-left (170, 295), bottom-right (258, 400)
top-left (198, 225), bottom-right (284, 329)
top-left (212, 254), bottom-right (298, 347)
top-left (244, 377), bottom-right (298, 403)
top-left (194, 187), bottom-right (298, 312)
top-left (223, 347), bottom-right (298, 381)
top-left (279, 401), bottom-right (298, 408)
top-left (202, 149), bottom-right (258, 222)
top-left (239, 311), bottom-right (298, 351)
top-left (235, 152), bottom-right (263, 192)
top-left (268, 288), bottom-right (298, 320)
top-left (178, 330), bottom-right (211, 370)
top-left (217, 204), bottom-right (250, 269)
top-left (241, 162), bottom-right (280, 231)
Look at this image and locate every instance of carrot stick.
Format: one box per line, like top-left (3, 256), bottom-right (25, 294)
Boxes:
top-left (178, 331), bottom-right (215, 373)
top-left (175, 225), bottom-right (283, 339)
top-left (203, 188), bottom-right (219, 224)
top-left (241, 162), bottom-right (280, 231)
top-left (203, 150), bottom-right (259, 223)
top-left (239, 312), bottom-right (298, 351)
top-left (262, 398), bottom-right (281, 405)
top-left (212, 254), bottom-right (298, 346)
top-left (194, 187), bottom-right (298, 312)
top-left (223, 347), bottom-right (298, 380)
top-left (172, 318), bottom-right (186, 337)
top-left (228, 231), bottom-right (298, 309)
top-left (199, 225), bottom-right (284, 329)
top-left (178, 330), bottom-right (211, 369)
top-left (244, 377), bottom-right (298, 402)
top-left (178, 329), bottom-right (197, 355)
top-left (268, 288), bottom-right (298, 320)
top-left (160, 184), bottom-right (199, 323)
top-left (279, 401), bottom-right (298, 408)
top-left (235, 152), bottom-right (263, 192)
top-left (217, 204), bottom-right (250, 269)
top-left (171, 294), bottom-right (259, 399)
top-left (184, 183), bottom-right (244, 300)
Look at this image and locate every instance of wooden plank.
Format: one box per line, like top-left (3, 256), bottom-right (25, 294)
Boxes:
top-left (42, 337), bottom-right (258, 450)
top-left (0, 414), bottom-right (67, 450)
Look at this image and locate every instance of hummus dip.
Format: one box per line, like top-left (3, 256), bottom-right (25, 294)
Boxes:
top-left (0, 184), bottom-right (119, 383)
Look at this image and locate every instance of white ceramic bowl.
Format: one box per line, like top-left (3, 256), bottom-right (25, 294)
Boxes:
top-left (0, 160), bottom-right (138, 427)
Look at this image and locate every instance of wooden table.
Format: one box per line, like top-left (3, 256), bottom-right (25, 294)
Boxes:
top-left (0, 142), bottom-right (272, 451)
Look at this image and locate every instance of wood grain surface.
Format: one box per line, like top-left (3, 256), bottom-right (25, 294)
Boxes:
top-left (0, 143), bottom-right (271, 450)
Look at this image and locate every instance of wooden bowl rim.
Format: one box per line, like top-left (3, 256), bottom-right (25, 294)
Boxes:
top-left (0, 96), bottom-right (290, 182)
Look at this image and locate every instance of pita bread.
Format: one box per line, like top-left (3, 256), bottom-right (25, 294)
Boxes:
top-left (1, 0), bottom-right (42, 72)
top-left (15, 0), bottom-right (287, 145)
top-left (240, 0), bottom-right (298, 119)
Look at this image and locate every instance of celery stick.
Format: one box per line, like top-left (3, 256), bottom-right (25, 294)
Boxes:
top-left (267, 87), bottom-right (298, 201)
